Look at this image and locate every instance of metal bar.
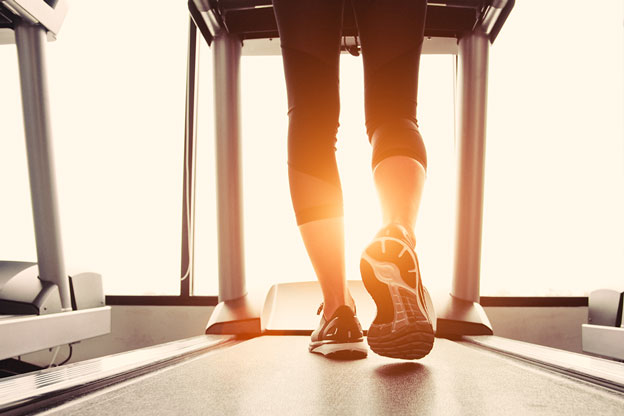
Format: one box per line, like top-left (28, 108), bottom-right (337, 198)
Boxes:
top-left (180, 16), bottom-right (201, 297)
top-left (213, 32), bottom-right (246, 302)
top-left (452, 30), bottom-right (489, 303)
top-left (188, 0), bottom-right (215, 46)
top-left (487, 0), bottom-right (515, 43)
top-left (14, 22), bottom-right (71, 311)
top-left (3, 0), bottom-right (69, 36)
top-left (0, 307), bottom-right (111, 361)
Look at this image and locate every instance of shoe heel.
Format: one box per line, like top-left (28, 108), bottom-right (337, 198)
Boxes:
top-left (422, 286), bottom-right (436, 334)
top-left (360, 239), bottom-right (398, 325)
top-left (361, 235), bottom-right (435, 359)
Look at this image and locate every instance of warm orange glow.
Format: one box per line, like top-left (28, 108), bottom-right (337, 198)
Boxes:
top-left (0, 0), bottom-right (621, 298)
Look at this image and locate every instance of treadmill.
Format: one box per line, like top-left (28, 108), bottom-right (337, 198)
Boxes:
top-left (195, 0), bottom-right (501, 337)
top-left (1, 1), bottom-right (623, 414)
top-left (0, 0), bottom-right (111, 368)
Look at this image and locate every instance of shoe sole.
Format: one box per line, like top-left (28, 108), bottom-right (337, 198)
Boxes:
top-left (309, 341), bottom-right (368, 359)
top-left (360, 236), bottom-right (435, 360)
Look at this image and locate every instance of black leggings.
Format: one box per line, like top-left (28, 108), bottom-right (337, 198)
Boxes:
top-left (273, 0), bottom-right (427, 225)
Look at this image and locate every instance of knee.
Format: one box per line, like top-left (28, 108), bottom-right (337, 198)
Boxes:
top-left (287, 102), bottom-right (340, 180)
top-left (369, 119), bottom-right (427, 171)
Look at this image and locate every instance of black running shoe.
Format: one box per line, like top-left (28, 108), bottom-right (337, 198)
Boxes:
top-left (360, 224), bottom-right (435, 359)
top-left (309, 304), bottom-right (368, 359)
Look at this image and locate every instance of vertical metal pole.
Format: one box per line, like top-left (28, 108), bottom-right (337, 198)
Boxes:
top-left (213, 32), bottom-right (246, 302)
top-left (452, 30), bottom-right (489, 303)
top-left (181, 17), bottom-right (200, 297)
top-left (15, 23), bottom-right (71, 311)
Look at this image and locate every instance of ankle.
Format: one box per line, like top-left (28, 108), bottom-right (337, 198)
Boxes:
top-left (381, 222), bottom-right (416, 247)
top-left (321, 297), bottom-right (356, 320)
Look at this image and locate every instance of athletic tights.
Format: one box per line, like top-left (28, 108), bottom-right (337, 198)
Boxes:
top-left (272, 0), bottom-right (428, 225)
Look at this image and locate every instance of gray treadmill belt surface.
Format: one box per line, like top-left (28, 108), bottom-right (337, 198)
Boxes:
top-left (41, 337), bottom-right (624, 415)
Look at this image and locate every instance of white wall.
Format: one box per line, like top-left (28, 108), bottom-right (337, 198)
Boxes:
top-left (485, 307), bottom-right (588, 354)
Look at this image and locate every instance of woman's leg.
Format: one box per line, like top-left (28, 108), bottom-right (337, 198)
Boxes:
top-left (298, 218), bottom-right (354, 317)
top-left (352, 0), bottom-right (428, 234)
top-left (374, 156), bottom-right (426, 240)
top-left (272, 0), bottom-right (354, 320)
top-left (353, 0), bottom-right (435, 360)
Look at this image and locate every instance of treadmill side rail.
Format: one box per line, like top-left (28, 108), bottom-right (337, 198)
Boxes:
top-left (582, 324), bottom-right (624, 362)
top-left (0, 334), bottom-right (234, 414)
top-left (0, 306), bottom-right (111, 361)
top-left (467, 334), bottom-right (624, 393)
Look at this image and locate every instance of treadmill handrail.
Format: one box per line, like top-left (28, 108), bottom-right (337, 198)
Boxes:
top-left (191, 0), bottom-right (515, 44)
top-left (1, 0), bottom-right (68, 36)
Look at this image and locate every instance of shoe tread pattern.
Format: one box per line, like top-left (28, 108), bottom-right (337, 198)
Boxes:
top-left (361, 228), bottom-right (434, 360)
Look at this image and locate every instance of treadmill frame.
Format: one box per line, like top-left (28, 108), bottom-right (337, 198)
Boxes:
top-left (185, 0), bottom-right (515, 336)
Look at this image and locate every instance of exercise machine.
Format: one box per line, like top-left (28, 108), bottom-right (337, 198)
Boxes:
top-left (0, 0), bottom-right (111, 365)
top-left (189, 0), bottom-right (509, 337)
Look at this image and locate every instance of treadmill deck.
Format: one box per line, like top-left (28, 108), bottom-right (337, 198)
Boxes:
top-left (41, 336), bottom-right (624, 415)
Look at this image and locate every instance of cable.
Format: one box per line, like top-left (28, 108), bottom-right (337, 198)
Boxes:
top-left (180, 20), bottom-right (199, 284)
top-left (58, 344), bottom-right (73, 366)
top-left (47, 344), bottom-right (74, 368)
top-left (180, 122), bottom-right (194, 283)
top-left (48, 346), bottom-right (61, 368)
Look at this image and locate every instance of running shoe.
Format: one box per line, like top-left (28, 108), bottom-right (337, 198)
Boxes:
top-left (309, 303), bottom-right (368, 359)
top-left (360, 223), bottom-right (435, 359)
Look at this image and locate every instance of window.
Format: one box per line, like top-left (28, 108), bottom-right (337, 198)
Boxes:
top-left (1, 1), bottom-right (189, 295)
top-left (481, 0), bottom-right (624, 295)
top-left (3, 0), bottom-right (621, 299)
top-left (193, 51), bottom-right (457, 297)
top-left (195, 0), bottom-right (624, 297)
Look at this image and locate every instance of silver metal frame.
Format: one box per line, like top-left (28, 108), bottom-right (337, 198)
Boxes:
top-left (0, 305), bottom-right (111, 361)
top-left (240, 36), bottom-right (459, 56)
top-left (452, 30), bottom-right (490, 304)
top-left (582, 324), bottom-right (624, 361)
top-left (197, 7), bottom-right (505, 335)
top-left (15, 22), bottom-right (71, 312)
top-left (432, 30), bottom-right (493, 336)
top-left (0, 0), bottom-right (68, 44)
top-left (213, 32), bottom-right (246, 303)
top-left (2, 0), bottom-right (68, 34)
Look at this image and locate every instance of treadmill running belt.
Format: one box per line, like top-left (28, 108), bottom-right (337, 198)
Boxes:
top-left (42, 337), bottom-right (624, 415)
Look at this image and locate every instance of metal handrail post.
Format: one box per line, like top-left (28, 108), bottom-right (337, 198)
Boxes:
top-left (213, 32), bottom-right (246, 302)
top-left (15, 22), bottom-right (71, 311)
top-left (452, 30), bottom-right (490, 303)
